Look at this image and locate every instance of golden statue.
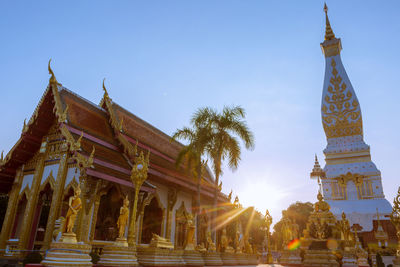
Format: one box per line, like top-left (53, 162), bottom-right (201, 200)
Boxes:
top-left (290, 219), bottom-right (300, 239)
top-left (281, 210), bottom-right (293, 246)
top-left (116, 196), bottom-right (130, 239)
top-left (337, 212), bottom-right (351, 241)
top-left (243, 234), bottom-right (253, 254)
top-left (185, 214), bottom-right (196, 250)
top-left (206, 231), bottom-right (216, 252)
top-left (314, 192), bottom-right (330, 212)
top-left (220, 228), bottom-right (229, 252)
top-left (64, 184), bottom-right (82, 234)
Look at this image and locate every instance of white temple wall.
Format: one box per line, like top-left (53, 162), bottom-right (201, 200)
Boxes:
top-left (64, 167), bottom-right (80, 189)
top-left (41, 164), bottom-right (59, 186)
top-left (19, 174), bottom-right (34, 195)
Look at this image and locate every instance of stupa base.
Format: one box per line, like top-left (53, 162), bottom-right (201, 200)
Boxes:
top-left (97, 241), bottom-right (139, 266)
top-left (234, 253), bottom-right (248, 265)
top-left (302, 249), bottom-right (338, 267)
top-left (220, 252), bottom-right (237, 266)
top-left (41, 241), bottom-right (92, 267)
top-left (246, 254), bottom-right (258, 265)
top-left (182, 249), bottom-right (204, 266)
top-left (137, 246), bottom-right (185, 266)
top-left (280, 250), bottom-right (302, 266)
top-left (202, 251), bottom-right (223, 266)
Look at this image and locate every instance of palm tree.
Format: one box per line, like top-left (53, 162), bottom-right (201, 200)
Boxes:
top-left (172, 121), bottom-right (211, 243)
top-left (197, 106), bottom-right (255, 241)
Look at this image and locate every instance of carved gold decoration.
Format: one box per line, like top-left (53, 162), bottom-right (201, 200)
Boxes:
top-left (206, 231), bottom-right (216, 252)
top-left (17, 154), bottom-right (45, 252)
top-left (149, 233), bottom-right (174, 249)
top-left (322, 58), bottom-right (362, 138)
top-left (101, 79), bottom-right (138, 162)
top-left (128, 144), bottom-right (150, 248)
top-left (0, 168), bottom-right (24, 251)
top-left (74, 146), bottom-right (95, 175)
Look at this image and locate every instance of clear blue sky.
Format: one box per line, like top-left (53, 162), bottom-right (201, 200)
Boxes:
top-left (1, 1), bottom-right (400, 223)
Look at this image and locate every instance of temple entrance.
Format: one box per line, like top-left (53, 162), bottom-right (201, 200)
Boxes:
top-left (175, 202), bottom-right (188, 249)
top-left (30, 183), bottom-right (53, 249)
top-left (11, 194), bottom-right (27, 239)
top-left (94, 186), bottom-right (123, 241)
top-left (141, 198), bottom-right (163, 244)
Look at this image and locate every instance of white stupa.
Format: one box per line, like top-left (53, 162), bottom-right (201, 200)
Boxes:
top-left (311, 4), bottom-right (392, 232)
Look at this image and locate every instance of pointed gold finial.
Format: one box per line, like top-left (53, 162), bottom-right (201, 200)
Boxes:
top-left (324, 3), bottom-right (335, 41)
top-left (102, 78), bottom-right (110, 99)
top-left (48, 59), bottom-right (58, 85)
top-left (0, 151), bottom-right (3, 162)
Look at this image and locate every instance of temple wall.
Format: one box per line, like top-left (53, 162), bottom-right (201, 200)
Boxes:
top-left (19, 174), bottom-right (34, 195)
top-left (41, 164), bottom-right (59, 186)
top-left (64, 167), bottom-right (80, 189)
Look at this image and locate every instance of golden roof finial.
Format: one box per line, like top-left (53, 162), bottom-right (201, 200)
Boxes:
top-left (0, 151), bottom-right (3, 162)
top-left (102, 78), bottom-right (110, 100)
top-left (324, 3), bottom-right (335, 41)
top-left (48, 59), bottom-right (58, 85)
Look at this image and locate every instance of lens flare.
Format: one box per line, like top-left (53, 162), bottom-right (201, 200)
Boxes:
top-left (287, 239), bottom-right (301, 251)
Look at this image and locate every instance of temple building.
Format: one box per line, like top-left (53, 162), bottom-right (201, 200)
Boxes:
top-left (0, 64), bottom-right (229, 261)
top-left (311, 5), bottom-right (396, 246)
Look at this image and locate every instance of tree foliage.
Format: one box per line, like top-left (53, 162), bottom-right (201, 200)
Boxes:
top-left (272, 201), bottom-right (314, 249)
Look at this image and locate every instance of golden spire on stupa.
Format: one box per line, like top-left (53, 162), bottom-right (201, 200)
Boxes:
top-left (324, 3), bottom-right (335, 41)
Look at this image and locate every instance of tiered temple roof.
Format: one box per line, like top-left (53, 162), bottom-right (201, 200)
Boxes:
top-left (0, 66), bottom-right (224, 201)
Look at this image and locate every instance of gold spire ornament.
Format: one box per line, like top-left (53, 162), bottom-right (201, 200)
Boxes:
top-left (324, 3), bottom-right (335, 40)
top-left (102, 78), bottom-right (110, 101)
top-left (48, 59), bottom-right (58, 85)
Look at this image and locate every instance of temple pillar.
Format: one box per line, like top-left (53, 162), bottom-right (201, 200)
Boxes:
top-left (42, 153), bottom-right (69, 250)
top-left (0, 167), bottom-right (24, 252)
top-left (166, 188), bottom-right (177, 240)
top-left (17, 154), bottom-right (45, 252)
top-left (89, 198), bottom-right (100, 241)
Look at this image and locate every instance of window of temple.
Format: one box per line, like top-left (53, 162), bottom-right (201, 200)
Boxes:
top-left (141, 197), bottom-right (163, 244)
top-left (175, 201), bottom-right (188, 249)
top-left (30, 183), bottom-right (53, 250)
top-left (11, 194), bottom-right (27, 239)
top-left (94, 187), bottom-right (123, 241)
